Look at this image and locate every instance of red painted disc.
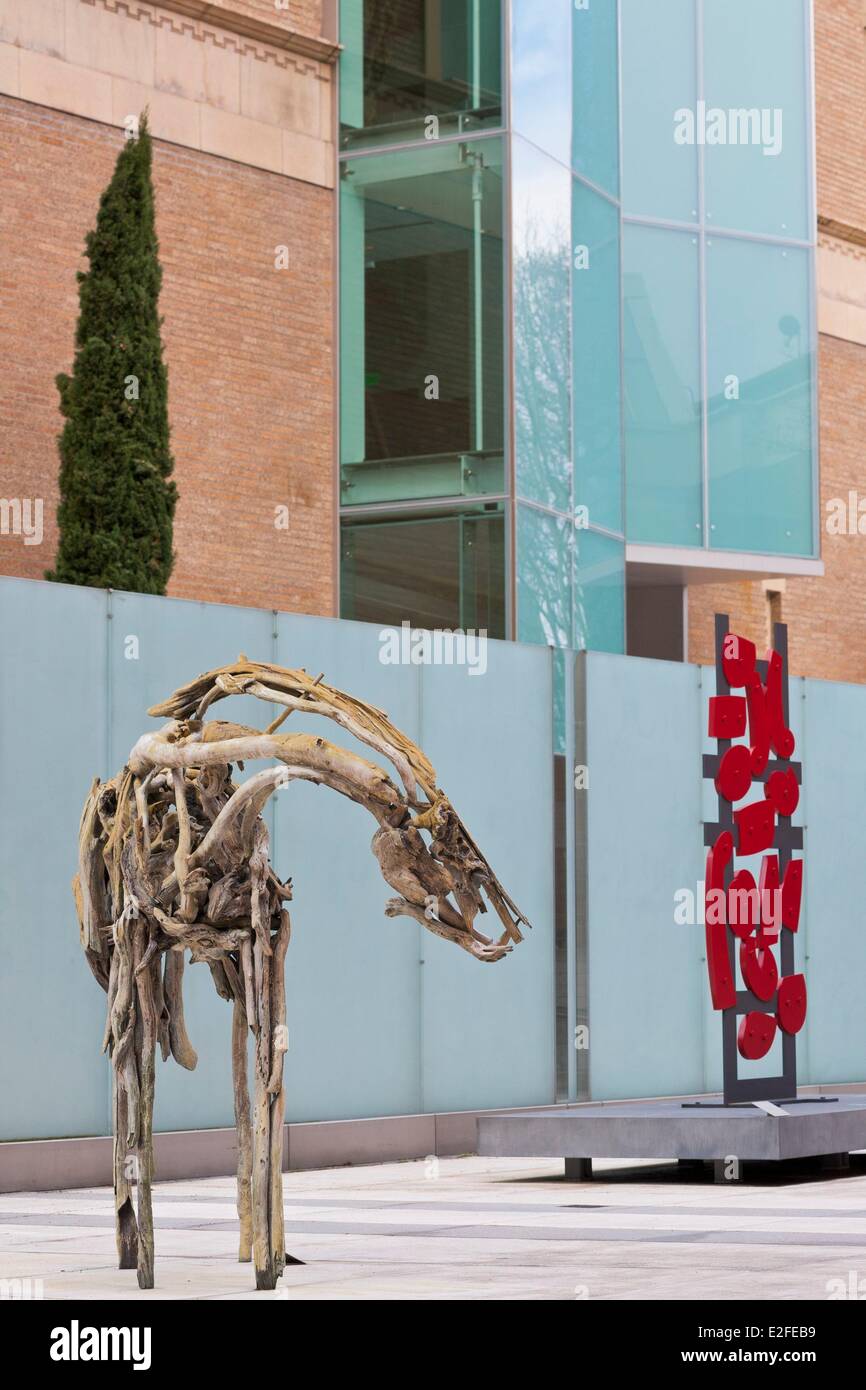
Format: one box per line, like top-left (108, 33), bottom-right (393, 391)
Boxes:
top-left (715, 744), bottom-right (752, 803)
top-left (739, 938), bottom-right (779, 1002)
top-left (735, 799), bottom-right (776, 856)
top-left (777, 973), bottom-right (807, 1034)
top-left (737, 1011), bottom-right (777, 1061)
top-left (727, 869), bottom-right (759, 940)
top-left (764, 769), bottom-right (799, 818)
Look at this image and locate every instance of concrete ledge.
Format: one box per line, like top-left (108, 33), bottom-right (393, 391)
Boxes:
top-left (478, 1093), bottom-right (866, 1166)
top-left (0, 1103), bottom-right (569, 1193)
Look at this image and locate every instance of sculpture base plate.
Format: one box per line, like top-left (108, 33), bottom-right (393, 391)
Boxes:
top-left (477, 1094), bottom-right (866, 1168)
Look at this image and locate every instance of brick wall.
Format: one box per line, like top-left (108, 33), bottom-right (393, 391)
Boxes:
top-left (814, 0), bottom-right (866, 232)
top-left (0, 95), bottom-right (335, 615)
top-left (225, 0), bottom-right (325, 39)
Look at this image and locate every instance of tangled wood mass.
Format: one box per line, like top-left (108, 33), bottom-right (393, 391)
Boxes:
top-left (74, 659), bottom-right (530, 1290)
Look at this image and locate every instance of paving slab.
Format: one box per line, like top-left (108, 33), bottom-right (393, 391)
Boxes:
top-left (3, 1155), bottom-right (866, 1300)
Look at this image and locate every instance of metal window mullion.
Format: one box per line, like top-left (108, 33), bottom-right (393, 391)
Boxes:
top-left (504, 0), bottom-right (517, 641)
top-left (567, 0), bottom-right (576, 654)
top-left (622, 211), bottom-right (812, 251)
top-left (616, 0), bottom-right (628, 643)
top-left (333, 49), bottom-right (342, 618)
top-left (805, 0), bottom-right (820, 561)
top-left (697, 0), bottom-right (710, 552)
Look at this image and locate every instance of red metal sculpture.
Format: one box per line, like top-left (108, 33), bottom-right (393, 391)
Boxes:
top-left (703, 616), bottom-right (806, 1103)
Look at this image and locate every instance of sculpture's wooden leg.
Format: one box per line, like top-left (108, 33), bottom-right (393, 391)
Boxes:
top-left (134, 948), bottom-right (158, 1290)
top-left (245, 828), bottom-right (293, 1288)
top-left (135, 1047), bottom-right (155, 1290)
top-left (268, 1080), bottom-right (286, 1284)
top-left (251, 942), bottom-right (275, 1289)
top-left (231, 995), bottom-right (252, 1263)
top-left (112, 1072), bottom-right (139, 1269)
top-left (267, 909), bottom-right (291, 1282)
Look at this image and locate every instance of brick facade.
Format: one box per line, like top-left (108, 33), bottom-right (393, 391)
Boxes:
top-left (814, 0), bottom-right (866, 233)
top-left (228, 1), bottom-right (325, 37)
top-left (0, 95), bottom-right (334, 614)
top-left (0, 0), bottom-right (336, 614)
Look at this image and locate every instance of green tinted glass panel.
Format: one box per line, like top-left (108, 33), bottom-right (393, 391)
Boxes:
top-left (703, 0), bottom-right (810, 241)
top-left (340, 138), bottom-right (505, 506)
top-left (571, 0), bottom-right (619, 195)
top-left (512, 136), bottom-right (572, 513)
top-left (623, 223), bottom-right (702, 546)
top-left (341, 504), bottom-right (505, 636)
top-left (574, 528), bottom-right (625, 655)
top-left (340, 0), bottom-right (503, 149)
top-left (516, 504), bottom-right (573, 650)
top-left (510, 0), bottom-right (571, 168)
top-left (706, 238), bottom-right (814, 556)
top-left (621, 0), bottom-right (698, 223)
top-left (572, 180), bottom-right (622, 535)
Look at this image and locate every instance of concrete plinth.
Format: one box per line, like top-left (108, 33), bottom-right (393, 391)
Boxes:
top-left (477, 1094), bottom-right (866, 1172)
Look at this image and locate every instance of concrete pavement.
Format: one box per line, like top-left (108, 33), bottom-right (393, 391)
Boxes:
top-left (2, 1154), bottom-right (866, 1300)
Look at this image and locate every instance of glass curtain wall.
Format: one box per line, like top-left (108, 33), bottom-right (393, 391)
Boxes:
top-left (620, 0), bottom-right (817, 557)
top-left (338, 0), bottom-right (817, 651)
top-left (339, 1), bottom-right (507, 636)
top-left (340, 1), bottom-right (626, 653)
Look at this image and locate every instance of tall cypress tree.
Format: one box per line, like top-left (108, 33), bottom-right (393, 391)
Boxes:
top-left (48, 114), bottom-right (177, 593)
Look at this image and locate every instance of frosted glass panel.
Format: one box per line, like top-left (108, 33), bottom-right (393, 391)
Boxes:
top-left (621, 0), bottom-right (698, 223)
top-left (623, 223), bottom-right (702, 546)
top-left (575, 529), bottom-right (625, 655)
top-left (572, 180), bottom-right (622, 534)
top-left (703, 0), bottom-right (810, 240)
top-left (572, 0), bottom-right (619, 195)
top-left (706, 237), bottom-right (814, 555)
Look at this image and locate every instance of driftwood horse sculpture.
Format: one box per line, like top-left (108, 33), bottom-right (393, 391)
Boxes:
top-left (74, 660), bottom-right (529, 1290)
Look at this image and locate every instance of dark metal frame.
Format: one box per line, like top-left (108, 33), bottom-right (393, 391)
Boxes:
top-left (702, 613), bottom-right (802, 1105)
